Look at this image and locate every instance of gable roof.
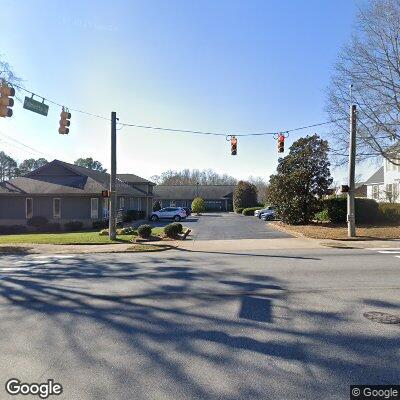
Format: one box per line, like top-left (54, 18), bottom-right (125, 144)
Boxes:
top-left (154, 185), bottom-right (236, 200)
top-left (365, 166), bottom-right (384, 185)
top-left (117, 173), bottom-right (155, 185)
top-left (0, 160), bottom-right (151, 196)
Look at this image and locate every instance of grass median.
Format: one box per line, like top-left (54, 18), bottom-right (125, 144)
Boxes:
top-left (271, 221), bottom-right (400, 240)
top-left (0, 227), bottom-right (166, 245)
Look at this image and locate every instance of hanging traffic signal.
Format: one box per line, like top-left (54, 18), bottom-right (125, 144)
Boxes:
top-left (59, 108), bottom-right (71, 134)
top-left (277, 134), bottom-right (285, 153)
top-left (231, 136), bottom-right (238, 155)
top-left (0, 82), bottom-right (15, 118)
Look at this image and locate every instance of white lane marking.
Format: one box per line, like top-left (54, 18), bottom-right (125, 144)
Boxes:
top-left (32, 255), bottom-right (74, 259)
top-left (378, 251), bottom-right (400, 254)
top-left (368, 247), bottom-right (400, 251)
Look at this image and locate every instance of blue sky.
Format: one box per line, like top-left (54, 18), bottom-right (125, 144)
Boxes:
top-left (1, 0), bottom-right (367, 182)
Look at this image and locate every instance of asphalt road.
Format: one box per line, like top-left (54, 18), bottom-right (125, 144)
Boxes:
top-left (149, 212), bottom-right (293, 240)
top-left (0, 247), bottom-right (399, 400)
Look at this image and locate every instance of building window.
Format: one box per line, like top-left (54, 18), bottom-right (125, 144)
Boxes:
top-left (91, 198), bottom-right (99, 219)
top-left (170, 200), bottom-right (176, 207)
top-left (138, 198), bottom-right (142, 211)
top-left (372, 185), bottom-right (380, 200)
top-left (129, 197), bottom-right (135, 209)
top-left (119, 197), bottom-right (125, 209)
top-left (26, 198), bottom-right (33, 219)
top-left (53, 198), bottom-right (61, 219)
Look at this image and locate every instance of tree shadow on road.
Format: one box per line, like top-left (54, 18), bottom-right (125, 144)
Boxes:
top-left (0, 254), bottom-right (398, 399)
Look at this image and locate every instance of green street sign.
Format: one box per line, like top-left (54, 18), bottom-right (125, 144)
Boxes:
top-left (23, 96), bottom-right (49, 116)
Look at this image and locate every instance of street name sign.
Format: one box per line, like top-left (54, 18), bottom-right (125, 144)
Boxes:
top-left (23, 96), bottom-right (49, 116)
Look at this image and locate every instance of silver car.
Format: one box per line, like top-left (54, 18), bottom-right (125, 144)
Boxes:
top-left (255, 206), bottom-right (274, 219)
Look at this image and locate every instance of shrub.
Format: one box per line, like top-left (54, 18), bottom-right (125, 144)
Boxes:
top-left (93, 219), bottom-right (108, 229)
top-left (321, 197), bottom-right (379, 224)
top-left (235, 207), bottom-right (244, 214)
top-left (314, 209), bottom-right (329, 222)
top-left (64, 221), bottom-right (83, 231)
top-left (124, 209), bottom-right (138, 222)
top-left (138, 211), bottom-right (146, 219)
top-left (117, 227), bottom-right (135, 235)
top-left (233, 181), bottom-right (258, 210)
top-left (172, 222), bottom-right (183, 233)
top-left (242, 207), bottom-right (262, 216)
top-left (164, 223), bottom-right (181, 238)
top-left (27, 216), bottom-right (48, 229)
top-left (137, 224), bottom-right (152, 238)
top-left (153, 200), bottom-right (161, 211)
top-left (99, 229), bottom-right (109, 236)
top-left (0, 225), bottom-right (28, 234)
top-left (378, 203), bottom-right (400, 223)
top-left (192, 197), bottom-right (205, 214)
top-left (46, 223), bottom-right (61, 232)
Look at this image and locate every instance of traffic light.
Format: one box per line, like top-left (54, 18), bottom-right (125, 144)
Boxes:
top-left (231, 136), bottom-right (238, 155)
top-left (277, 134), bottom-right (285, 153)
top-left (59, 108), bottom-right (71, 134)
top-left (0, 82), bottom-right (15, 118)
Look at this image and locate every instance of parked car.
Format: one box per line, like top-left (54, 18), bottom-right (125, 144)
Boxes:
top-left (255, 206), bottom-right (274, 219)
top-left (150, 207), bottom-right (187, 222)
top-left (260, 207), bottom-right (276, 221)
top-left (183, 207), bottom-right (192, 216)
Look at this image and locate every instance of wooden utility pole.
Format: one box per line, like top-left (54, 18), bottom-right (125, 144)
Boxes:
top-left (109, 111), bottom-right (117, 240)
top-left (347, 104), bottom-right (356, 237)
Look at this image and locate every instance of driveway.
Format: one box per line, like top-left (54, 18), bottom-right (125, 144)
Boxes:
top-left (149, 212), bottom-right (292, 240)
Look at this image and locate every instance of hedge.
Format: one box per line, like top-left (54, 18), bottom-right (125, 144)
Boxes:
top-left (124, 210), bottom-right (146, 222)
top-left (378, 203), bottom-right (400, 223)
top-left (0, 225), bottom-right (28, 234)
top-left (64, 221), bottom-right (84, 231)
top-left (235, 207), bottom-right (245, 214)
top-left (242, 207), bottom-right (262, 216)
top-left (321, 197), bottom-right (379, 223)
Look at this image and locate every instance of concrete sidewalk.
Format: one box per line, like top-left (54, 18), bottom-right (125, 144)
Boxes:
top-left (2, 236), bottom-right (400, 254)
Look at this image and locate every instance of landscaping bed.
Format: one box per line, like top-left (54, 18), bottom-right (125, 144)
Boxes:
top-left (271, 221), bottom-right (400, 240)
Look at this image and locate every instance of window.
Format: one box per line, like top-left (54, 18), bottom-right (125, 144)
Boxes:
top-left (91, 198), bottom-right (99, 219)
top-left (170, 200), bottom-right (176, 207)
top-left (119, 197), bottom-right (125, 209)
top-left (129, 197), bottom-right (135, 209)
top-left (372, 185), bottom-right (380, 200)
top-left (138, 198), bottom-right (142, 211)
top-left (26, 198), bottom-right (33, 219)
top-left (53, 198), bottom-right (61, 219)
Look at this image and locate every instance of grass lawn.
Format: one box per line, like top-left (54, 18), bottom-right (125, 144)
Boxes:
top-left (0, 227), bottom-right (167, 245)
top-left (272, 221), bottom-right (400, 240)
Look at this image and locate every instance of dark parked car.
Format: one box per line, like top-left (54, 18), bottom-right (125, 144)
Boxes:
top-left (183, 207), bottom-right (192, 216)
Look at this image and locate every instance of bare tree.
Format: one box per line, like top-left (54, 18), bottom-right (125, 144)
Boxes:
top-left (0, 55), bottom-right (22, 87)
top-left (150, 169), bottom-right (237, 185)
top-left (326, 0), bottom-right (400, 166)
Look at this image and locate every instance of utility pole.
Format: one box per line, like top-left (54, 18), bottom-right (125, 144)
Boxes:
top-left (109, 111), bottom-right (117, 240)
top-left (347, 104), bottom-right (356, 237)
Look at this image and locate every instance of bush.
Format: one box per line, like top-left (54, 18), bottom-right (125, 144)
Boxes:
top-left (99, 229), bottom-right (109, 236)
top-left (138, 211), bottom-right (146, 219)
top-left (46, 223), bottom-right (61, 232)
top-left (27, 216), bottom-right (48, 229)
top-left (153, 200), bottom-right (161, 211)
top-left (93, 219), bottom-right (108, 229)
top-left (378, 203), bottom-right (400, 223)
top-left (314, 209), bottom-right (330, 222)
top-left (233, 181), bottom-right (258, 210)
top-left (0, 225), bottom-right (28, 234)
top-left (124, 209), bottom-right (138, 222)
top-left (235, 207), bottom-right (244, 214)
top-left (138, 224), bottom-right (152, 238)
top-left (64, 221), bottom-right (83, 231)
top-left (242, 207), bottom-right (262, 216)
top-left (321, 197), bottom-right (379, 224)
top-left (117, 227), bottom-right (135, 235)
top-left (192, 197), bottom-right (205, 214)
top-left (164, 223), bottom-right (181, 238)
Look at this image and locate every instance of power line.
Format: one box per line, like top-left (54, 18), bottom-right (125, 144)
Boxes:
top-left (0, 130), bottom-right (50, 157)
top-left (3, 77), bottom-right (346, 137)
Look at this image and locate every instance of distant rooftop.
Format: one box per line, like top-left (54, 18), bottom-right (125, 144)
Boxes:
top-left (365, 166), bottom-right (384, 185)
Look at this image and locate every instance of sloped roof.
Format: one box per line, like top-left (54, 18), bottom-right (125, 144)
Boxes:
top-left (154, 185), bottom-right (236, 200)
top-left (365, 166), bottom-right (384, 185)
top-left (0, 160), bottom-right (150, 196)
top-left (117, 173), bottom-right (155, 185)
